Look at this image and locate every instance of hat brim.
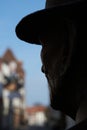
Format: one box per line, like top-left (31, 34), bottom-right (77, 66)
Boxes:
top-left (16, 1), bottom-right (87, 45)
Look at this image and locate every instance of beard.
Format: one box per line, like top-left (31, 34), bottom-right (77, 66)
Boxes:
top-left (46, 64), bottom-right (78, 119)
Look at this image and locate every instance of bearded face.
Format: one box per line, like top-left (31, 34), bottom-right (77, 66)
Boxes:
top-left (39, 21), bottom-right (78, 119)
top-left (40, 22), bottom-right (71, 100)
top-left (41, 44), bottom-right (68, 100)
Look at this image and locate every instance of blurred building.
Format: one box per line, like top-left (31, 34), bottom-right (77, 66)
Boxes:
top-left (0, 49), bottom-right (26, 129)
top-left (26, 105), bottom-right (75, 130)
top-left (26, 105), bottom-right (47, 126)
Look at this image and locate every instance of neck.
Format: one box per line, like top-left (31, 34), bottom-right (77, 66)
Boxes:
top-left (76, 98), bottom-right (87, 124)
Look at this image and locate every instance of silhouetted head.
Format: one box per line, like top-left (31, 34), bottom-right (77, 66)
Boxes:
top-left (16, 0), bottom-right (87, 119)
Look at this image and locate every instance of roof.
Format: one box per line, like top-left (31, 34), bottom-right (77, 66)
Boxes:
top-left (2, 49), bottom-right (17, 63)
top-left (0, 48), bottom-right (25, 76)
top-left (26, 106), bottom-right (46, 114)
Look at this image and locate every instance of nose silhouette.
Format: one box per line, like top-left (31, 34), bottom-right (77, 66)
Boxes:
top-left (41, 65), bottom-right (48, 74)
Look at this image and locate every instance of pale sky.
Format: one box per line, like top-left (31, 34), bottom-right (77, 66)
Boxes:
top-left (0, 0), bottom-right (50, 107)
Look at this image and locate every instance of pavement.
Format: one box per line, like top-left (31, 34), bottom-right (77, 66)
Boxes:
top-left (1, 125), bottom-right (51, 130)
top-left (19, 125), bottom-right (51, 130)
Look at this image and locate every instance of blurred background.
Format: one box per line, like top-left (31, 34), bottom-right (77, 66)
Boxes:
top-left (0, 0), bottom-right (75, 130)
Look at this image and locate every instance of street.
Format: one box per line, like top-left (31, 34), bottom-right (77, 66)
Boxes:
top-left (19, 125), bottom-right (51, 130)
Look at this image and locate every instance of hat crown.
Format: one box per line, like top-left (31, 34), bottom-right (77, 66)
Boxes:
top-left (45, 0), bottom-right (81, 8)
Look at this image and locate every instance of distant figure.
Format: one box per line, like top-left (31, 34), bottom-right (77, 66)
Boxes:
top-left (16, 0), bottom-right (87, 129)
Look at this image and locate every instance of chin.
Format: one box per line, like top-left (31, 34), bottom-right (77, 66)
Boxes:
top-left (48, 78), bottom-right (78, 120)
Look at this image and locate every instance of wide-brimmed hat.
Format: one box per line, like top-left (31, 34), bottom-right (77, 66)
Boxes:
top-left (16, 0), bottom-right (87, 45)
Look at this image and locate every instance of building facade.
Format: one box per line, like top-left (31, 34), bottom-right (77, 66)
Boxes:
top-left (0, 49), bottom-right (26, 129)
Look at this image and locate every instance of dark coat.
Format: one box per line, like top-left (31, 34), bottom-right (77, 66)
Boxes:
top-left (67, 119), bottom-right (87, 130)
